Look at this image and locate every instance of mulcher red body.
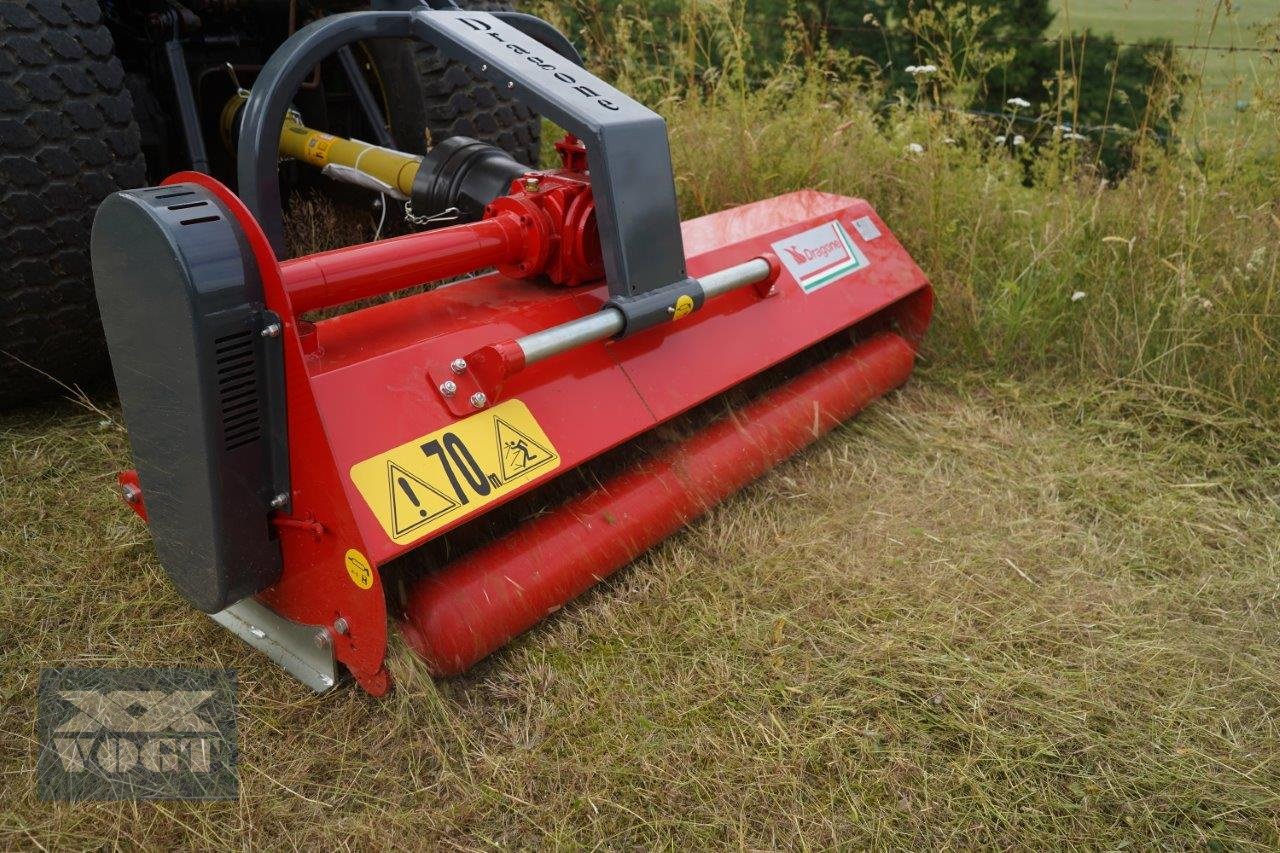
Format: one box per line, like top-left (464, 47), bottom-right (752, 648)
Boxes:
top-left (91, 9), bottom-right (933, 695)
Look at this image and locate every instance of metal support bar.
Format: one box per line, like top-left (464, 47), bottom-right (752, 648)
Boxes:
top-left (239, 9), bottom-right (688, 297)
top-left (516, 256), bottom-right (774, 367)
top-left (336, 45), bottom-right (396, 149)
top-left (164, 21), bottom-right (210, 173)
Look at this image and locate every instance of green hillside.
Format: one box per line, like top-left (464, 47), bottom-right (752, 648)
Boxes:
top-left (1053, 0), bottom-right (1275, 116)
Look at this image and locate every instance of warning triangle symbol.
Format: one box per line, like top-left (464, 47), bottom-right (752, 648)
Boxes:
top-left (387, 462), bottom-right (458, 538)
top-left (494, 417), bottom-right (557, 484)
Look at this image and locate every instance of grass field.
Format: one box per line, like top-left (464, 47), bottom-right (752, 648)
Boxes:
top-left (4, 3), bottom-right (1280, 847)
top-left (4, 373), bottom-right (1279, 847)
top-left (1053, 0), bottom-right (1276, 116)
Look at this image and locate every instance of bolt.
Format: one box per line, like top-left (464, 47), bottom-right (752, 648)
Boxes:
top-left (269, 492), bottom-right (288, 509)
top-left (507, 81), bottom-right (515, 89)
top-left (470, 392), bottom-right (488, 409)
top-left (333, 617), bottom-right (349, 636)
top-left (450, 358), bottom-right (468, 374)
top-left (481, 63), bottom-right (488, 71)
top-left (312, 629), bottom-right (329, 649)
top-left (121, 483), bottom-right (142, 504)
top-left (260, 322), bottom-right (281, 338)
top-left (523, 177), bottom-right (541, 193)
top-left (439, 380), bottom-right (458, 398)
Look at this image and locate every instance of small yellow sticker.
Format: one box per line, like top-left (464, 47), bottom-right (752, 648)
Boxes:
top-left (305, 133), bottom-right (335, 165)
top-left (671, 294), bottom-right (695, 321)
top-left (344, 548), bottom-right (374, 590)
top-left (350, 399), bottom-right (560, 546)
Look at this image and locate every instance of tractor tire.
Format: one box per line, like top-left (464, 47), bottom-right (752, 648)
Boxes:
top-left (0, 0), bottom-right (145, 407)
top-left (367, 0), bottom-right (541, 167)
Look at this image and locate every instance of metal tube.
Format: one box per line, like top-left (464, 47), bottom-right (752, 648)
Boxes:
top-left (515, 256), bottom-right (773, 368)
top-left (517, 308), bottom-right (625, 365)
top-left (279, 214), bottom-right (526, 313)
top-left (400, 332), bottom-right (917, 676)
top-left (700, 256), bottom-right (772, 299)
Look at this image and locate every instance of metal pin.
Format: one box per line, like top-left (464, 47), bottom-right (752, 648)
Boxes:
top-left (439, 380), bottom-right (458, 398)
top-left (470, 392), bottom-right (488, 409)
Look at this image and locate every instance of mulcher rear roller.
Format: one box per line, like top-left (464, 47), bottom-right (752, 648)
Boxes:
top-left (91, 8), bottom-right (933, 694)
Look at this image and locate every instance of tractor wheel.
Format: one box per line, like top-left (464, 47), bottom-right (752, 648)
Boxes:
top-left (366, 0), bottom-right (541, 167)
top-left (0, 0), bottom-right (145, 407)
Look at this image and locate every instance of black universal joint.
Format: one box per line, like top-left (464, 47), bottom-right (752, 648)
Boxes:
top-left (410, 136), bottom-right (529, 223)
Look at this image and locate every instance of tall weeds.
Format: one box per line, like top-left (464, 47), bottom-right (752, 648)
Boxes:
top-left (534, 0), bottom-right (1280, 423)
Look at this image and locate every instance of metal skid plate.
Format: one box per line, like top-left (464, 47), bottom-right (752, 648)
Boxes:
top-left (210, 597), bottom-right (337, 693)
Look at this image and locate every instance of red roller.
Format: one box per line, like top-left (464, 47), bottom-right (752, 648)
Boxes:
top-left (401, 332), bottom-right (917, 676)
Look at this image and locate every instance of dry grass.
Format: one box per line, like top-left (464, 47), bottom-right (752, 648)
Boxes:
top-left (3, 371), bottom-right (1279, 847)
top-left (3, 5), bottom-right (1279, 845)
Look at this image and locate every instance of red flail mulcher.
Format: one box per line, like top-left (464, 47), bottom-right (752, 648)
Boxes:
top-left (92, 8), bottom-right (932, 694)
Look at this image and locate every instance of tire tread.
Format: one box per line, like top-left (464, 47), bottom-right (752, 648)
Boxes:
top-left (0, 0), bottom-right (144, 405)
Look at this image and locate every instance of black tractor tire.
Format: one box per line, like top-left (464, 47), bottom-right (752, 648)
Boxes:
top-left (367, 0), bottom-right (541, 166)
top-left (0, 0), bottom-right (145, 408)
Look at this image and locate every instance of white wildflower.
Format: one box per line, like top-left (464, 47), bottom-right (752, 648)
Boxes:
top-left (1013, 134), bottom-right (1025, 146)
top-left (1065, 131), bottom-right (1088, 141)
top-left (994, 135), bottom-right (1007, 145)
top-left (904, 65), bottom-right (918, 74)
top-left (1246, 247), bottom-right (1266, 273)
top-left (906, 142), bottom-right (924, 154)
top-left (943, 137), bottom-right (958, 145)
top-left (1070, 291), bottom-right (1087, 302)
top-left (907, 64), bottom-right (938, 76)
top-left (1007, 97), bottom-right (1031, 109)
top-left (1200, 298), bottom-right (1213, 311)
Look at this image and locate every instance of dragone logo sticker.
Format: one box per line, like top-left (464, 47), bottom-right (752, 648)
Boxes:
top-left (772, 220), bottom-right (870, 294)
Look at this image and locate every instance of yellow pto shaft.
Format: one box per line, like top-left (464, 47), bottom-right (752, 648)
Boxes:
top-left (222, 92), bottom-right (423, 200)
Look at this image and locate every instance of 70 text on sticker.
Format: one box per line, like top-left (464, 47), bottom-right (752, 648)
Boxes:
top-left (350, 399), bottom-right (560, 545)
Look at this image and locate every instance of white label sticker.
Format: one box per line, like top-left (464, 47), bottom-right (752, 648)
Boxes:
top-left (771, 221), bottom-right (870, 294)
top-left (851, 215), bottom-right (882, 241)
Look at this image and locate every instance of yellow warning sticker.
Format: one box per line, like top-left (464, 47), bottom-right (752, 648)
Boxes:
top-left (349, 399), bottom-right (560, 545)
top-left (344, 548), bottom-right (374, 590)
top-left (305, 133), bottom-right (335, 165)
